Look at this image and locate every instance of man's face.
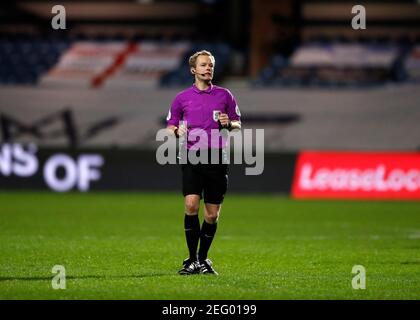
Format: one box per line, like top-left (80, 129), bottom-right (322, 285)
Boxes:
top-left (193, 55), bottom-right (215, 81)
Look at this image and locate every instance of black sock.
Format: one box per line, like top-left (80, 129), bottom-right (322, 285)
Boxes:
top-left (198, 221), bottom-right (217, 261)
top-left (184, 214), bottom-right (200, 261)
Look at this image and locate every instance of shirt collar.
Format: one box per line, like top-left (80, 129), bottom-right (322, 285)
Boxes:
top-left (192, 83), bottom-right (213, 94)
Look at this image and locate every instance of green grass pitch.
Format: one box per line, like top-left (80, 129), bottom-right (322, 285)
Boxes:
top-left (0, 192), bottom-right (419, 299)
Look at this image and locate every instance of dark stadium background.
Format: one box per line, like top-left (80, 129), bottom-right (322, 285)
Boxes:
top-left (0, 0), bottom-right (419, 301)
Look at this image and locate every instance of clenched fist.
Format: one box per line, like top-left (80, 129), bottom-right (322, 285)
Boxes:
top-left (218, 113), bottom-right (231, 128)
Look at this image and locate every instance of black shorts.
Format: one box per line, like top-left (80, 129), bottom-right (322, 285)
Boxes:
top-left (182, 163), bottom-right (229, 204)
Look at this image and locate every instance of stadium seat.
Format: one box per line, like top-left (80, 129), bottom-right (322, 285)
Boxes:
top-left (0, 37), bottom-right (71, 84)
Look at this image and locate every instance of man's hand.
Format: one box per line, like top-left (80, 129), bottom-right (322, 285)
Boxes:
top-left (176, 124), bottom-right (188, 137)
top-left (219, 114), bottom-right (241, 130)
top-left (167, 124), bottom-right (187, 138)
top-left (219, 113), bottom-right (231, 128)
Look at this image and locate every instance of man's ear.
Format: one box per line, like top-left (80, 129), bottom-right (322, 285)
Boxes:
top-left (191, 68), bottom-right (195, 75)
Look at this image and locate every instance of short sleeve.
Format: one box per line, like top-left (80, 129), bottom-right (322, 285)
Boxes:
top-left (166, 95), bottom-right (183, 126)
top-left (225, 89), bottom-right (241, 122)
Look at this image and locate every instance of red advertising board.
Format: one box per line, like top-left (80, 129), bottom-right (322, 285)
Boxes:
top-left (292, 152), bottom-right (420, 200)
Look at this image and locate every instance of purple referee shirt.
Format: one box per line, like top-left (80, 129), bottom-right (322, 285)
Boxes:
top-left (167, 83), bottom-right (241, 150)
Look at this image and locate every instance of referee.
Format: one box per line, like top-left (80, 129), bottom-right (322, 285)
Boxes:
top-left (166, 50), bottom-right (241, 275)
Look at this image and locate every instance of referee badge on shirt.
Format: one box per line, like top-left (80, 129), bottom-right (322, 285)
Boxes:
top-left (235, 105), bottom-right (241, 116)
top-left (213, 110), bottom-right (221, 122)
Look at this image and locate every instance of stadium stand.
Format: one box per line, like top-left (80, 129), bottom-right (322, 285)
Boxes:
top-left (253, 40), bottom-right (411, 87)
top-left (39, 40), bottom-right (129, 88)
top-left (0, 36), bottom-right (70, 84)
top-left (1, 0), bottom-right (419, 152)
top-left (0, 36), bottom-right (232, 88)
top-left (39, 39), bottom-right (196, 89)
top-left (106, 40), bottom-right (192, 89)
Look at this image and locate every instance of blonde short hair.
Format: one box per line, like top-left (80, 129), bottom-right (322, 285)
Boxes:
top-left (188, 50), bottom-right (215, 68)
